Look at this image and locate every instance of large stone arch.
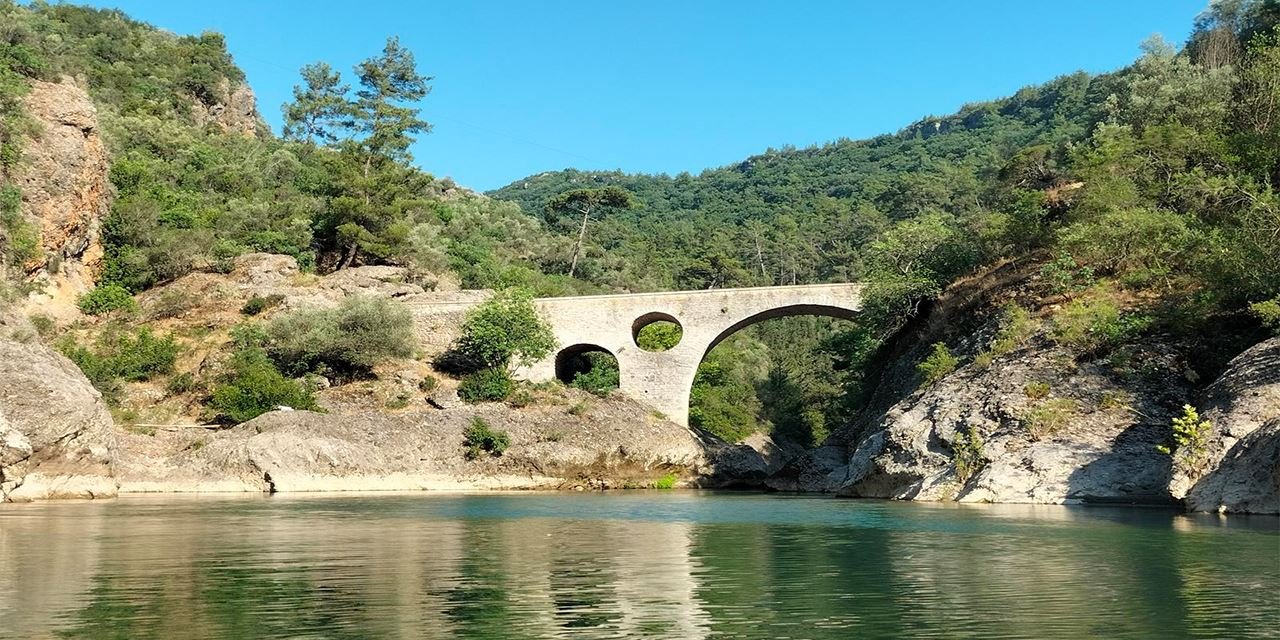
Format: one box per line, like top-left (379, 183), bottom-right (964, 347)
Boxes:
top-left (505, 284), bottom-right (864, 426)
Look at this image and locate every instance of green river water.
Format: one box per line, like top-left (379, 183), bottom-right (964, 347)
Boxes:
top-left (1, 492), bottom-right (1277, 639)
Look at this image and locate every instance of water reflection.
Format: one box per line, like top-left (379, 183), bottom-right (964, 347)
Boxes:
top-left (0, 493), bottom-right (1275, 639)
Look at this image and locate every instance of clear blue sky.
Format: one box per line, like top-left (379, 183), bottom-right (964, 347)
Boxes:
top-left (74, 0), bottom-right (1206, 191)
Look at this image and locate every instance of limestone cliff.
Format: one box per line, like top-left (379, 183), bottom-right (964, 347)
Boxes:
top-left (12, 78), bottom-right (112, 319)
top-left (190, 78), bottom-right (264, 138)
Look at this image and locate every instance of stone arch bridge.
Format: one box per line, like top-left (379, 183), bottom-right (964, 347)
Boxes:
top-left (515, 283), bottom-right (864, 426)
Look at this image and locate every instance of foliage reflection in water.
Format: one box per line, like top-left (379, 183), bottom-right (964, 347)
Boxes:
top-left (0, 492), bottom-right (1276, 639)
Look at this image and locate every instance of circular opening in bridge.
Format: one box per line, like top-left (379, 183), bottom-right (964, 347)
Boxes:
top-left (632, 312), bottom-right (683, 352)
top-left (555, 344), bottom-right (620, 396)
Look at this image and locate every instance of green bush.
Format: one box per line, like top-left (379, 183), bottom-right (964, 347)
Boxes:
top-left (58, 327), bottom-right (179, 401)
top-left (417, 375), bottom-right (438, 393)
top-left (165, 371), bottom-right (197, 395)
top-left (1024, 381), bottom-right (1051, 399)
top-left (0, 185), bottom-right (40, 270)
top-left (77, 285), bottom-right (138, 316)
top-left (1251, 297), bottom-right (1280, 334)
top-left (463, 417), bottom-right (510, 459)
top-left (917, 342), bottom-right (959, 386)
top-left (1051, 294), bottom-right (1151, 354)
top-left (1024, 398), bottom-right (1079, 440)
top-left (975, 304), bottom-right (1037, 368)
top-left (952, 427), bottom-right (986, 484)
top-left (652, 473), bottom-right (678, 489)
top-left (453, 289), bottom-right (556, 369)
top-left (210, 347), bottom-right (317, 423)
top-left (458, 367), bottom-right (514, 403)
top-left (240, 294), bottom-right (284, 316)
top-left (1157, 404), bottom-right (1213, 476)
top-left (264, 296), bottom-right (414, 377)
top-left (1040, 252), bottom-right (1095, 296)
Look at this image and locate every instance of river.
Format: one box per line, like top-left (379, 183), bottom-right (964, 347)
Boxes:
top-left (0, 492), bottom-right (1276, 639)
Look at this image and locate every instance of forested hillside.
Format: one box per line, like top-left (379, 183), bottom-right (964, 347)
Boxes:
top-left (1, 1), bottom-right (1278, 449)
top-left (492, 1), bottom-right (1280, 442)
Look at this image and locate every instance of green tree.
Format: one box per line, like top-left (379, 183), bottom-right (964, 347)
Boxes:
top-left (282, 62), bottom-right (349, 144)
top-left (284, 37), bottom-right (433, 269)
top-left (544, 186), bottom-right (636, 278)
top-left (454, 288), bottom-right (556, 370)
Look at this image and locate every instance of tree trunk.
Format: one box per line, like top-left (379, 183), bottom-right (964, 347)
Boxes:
top-left (568, 206), bottom-right (591, 278)
top-left (337, 241), bottom-right (359, 270)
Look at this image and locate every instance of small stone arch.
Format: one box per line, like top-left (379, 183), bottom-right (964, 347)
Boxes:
top-left (632, 311), bottom-right (683, 351)
top-left (555, 343), bottom-right (619, 385)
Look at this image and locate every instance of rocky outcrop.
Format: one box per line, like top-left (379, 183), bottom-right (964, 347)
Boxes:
top-left (14, 78), bottom-right (112, 320)
top-left (0, 314), bottom-right (116, 501)
top-left (115, 392), bottom-right (755, 494)
top-left (190, 79), bottom-right (262, 137)
top-left (833, 335), bottom-right (1185, 505)
top-left (1181, 338), bottom-right (1280, 513)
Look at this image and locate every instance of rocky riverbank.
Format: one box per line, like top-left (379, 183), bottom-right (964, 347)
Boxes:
top-left (2, 252), bottom-right (1277, 512)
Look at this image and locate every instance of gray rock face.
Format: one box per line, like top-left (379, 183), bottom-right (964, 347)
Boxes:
top-left (0, 314), bottom-right (116, 501)
top-left (115, 392), bottom-right (753, 494)
top-left (831, 330), bottom-right (1188, 506)
top-left (1179, 338), bottom-right (1280, 513)
top-left (1186, 419), bottom-right (1280, 513)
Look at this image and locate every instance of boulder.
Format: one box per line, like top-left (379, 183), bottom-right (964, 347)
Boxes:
top-left (1185, 419), bottom-right (1280, 514)
top-left (1178, 338), bottom-right (1280, 513)
top-left (0, 314), bottom-right (116, 501)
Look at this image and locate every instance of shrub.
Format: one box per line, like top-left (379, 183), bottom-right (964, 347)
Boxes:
top-left (567, 401), bottom-right (589, 416)
top-left (264, 296), bottom-right (414, 377)
top-left (1024, 398), bottom-right (1079, 440)
top-left (458, 367), bottom-right (514, 403)
top-left (652, 473), bottom-right (678, 489)
top-left (146, 289), bottom-right (192, 320)
top-left (106, 328), bottom-right (180, 381)
top-left (58, 328), bottom-right (179, 402)
top-left (571, 352), bottom-right (619, 397)
top-left (1040, 252), bottom-right (1095, 296)
top-left (506, 386), bottom-right (535, 408)
top-left (952, 427), bottom-right (985, 484)
top-left (463, 417), bottom-right (510, 459)
top-left (1157, 404), bottom-right (1213, 476)
top-left (166, 371), bottom-right (197, 395)
top-left (417, 375), bottom-right (438, 393)
top-left (210, 347), bottom-right (317, 423)
top-left (1024, 381), bottom-right (1051, 399)
top-left (917, 342), bottom-right (959, 386)
top-left (452, 288), bottom-right (556, 369)
top-left (240, 294), bottom-right (284, 316)
top-left (1251, 297), bottom-right (1280, 334)
top-left (975, 305), bottom-right (1036, 369)
top-left (1051, 295), bottom-right (1151, 354)
top-left (78, 285), bottom-right (138, 316)
top-left (27, 313), bottom-right (54, 337)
